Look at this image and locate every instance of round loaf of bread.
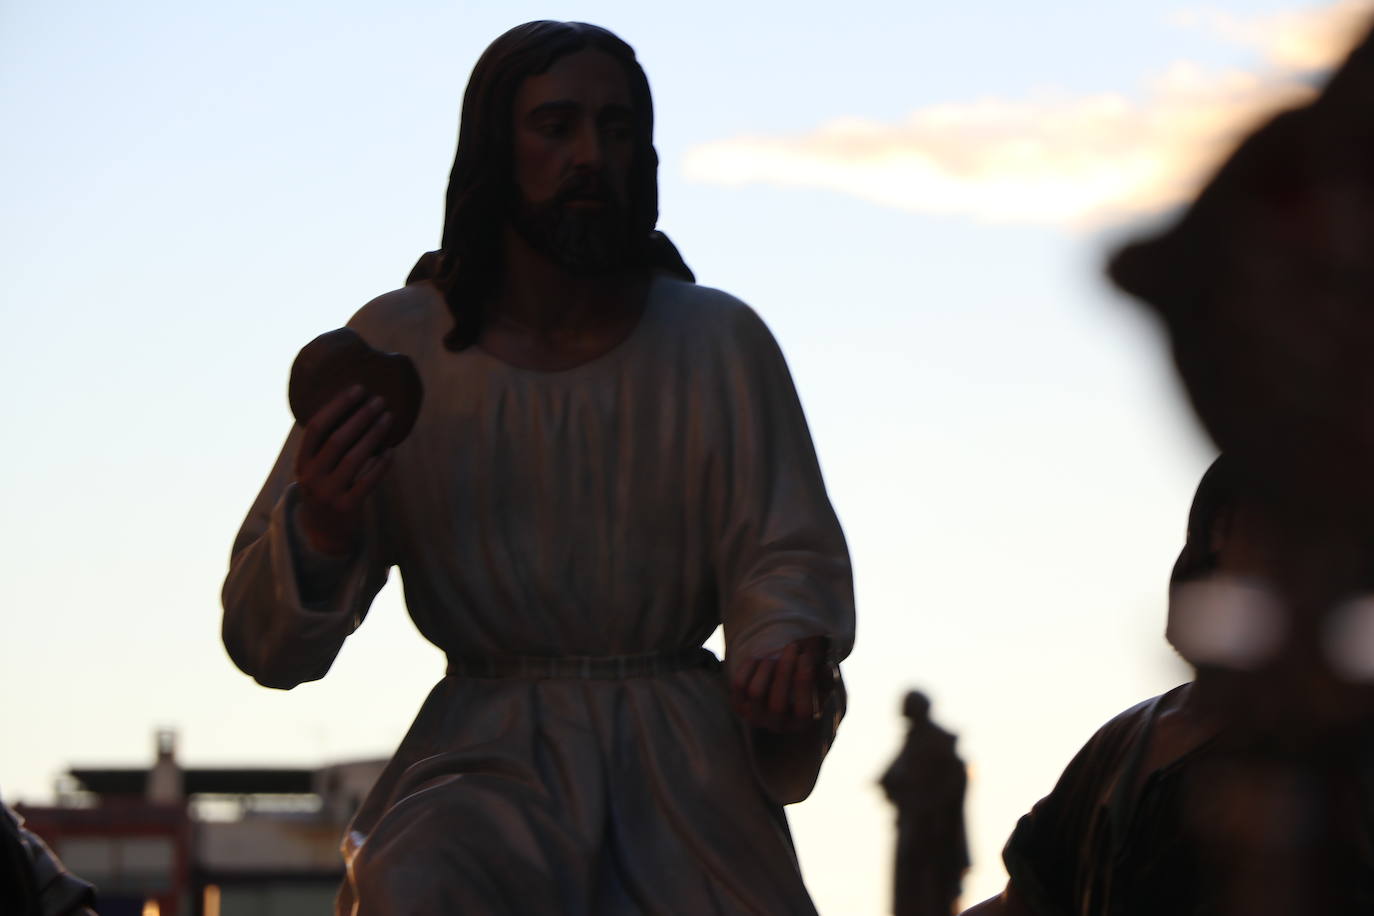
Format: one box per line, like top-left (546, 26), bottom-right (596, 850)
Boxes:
top-left (288, 327), bottom-right (423, 448)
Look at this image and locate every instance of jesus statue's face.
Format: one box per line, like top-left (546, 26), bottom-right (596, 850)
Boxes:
top-left (508, 48), bottom-right (638, 274)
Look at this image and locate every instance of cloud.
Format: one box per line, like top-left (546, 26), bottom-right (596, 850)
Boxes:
top-left (1173, 0), bottom-right (1374, 71)
top-left (682, 2), bottom-right (1374, 228)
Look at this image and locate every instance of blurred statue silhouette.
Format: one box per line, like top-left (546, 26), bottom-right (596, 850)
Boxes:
top-left (882, 691), bottom-right (968, 916)
top-left (961, 457), bottom-right (1374, 916)
top-left (222, 20), bottom-right (853, 916)
top-left (1106, 18), bottom-right (1374, 916)
top-left (1110, 22), bottom-right (1374, 524)
top-left (967, 19), bottom-right (1374, 916)
top-left (1, 798), bottom-right (96, 916)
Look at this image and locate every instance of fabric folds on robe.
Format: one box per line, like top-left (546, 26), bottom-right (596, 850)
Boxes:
top-left (222, 274), bottom-right (855, 915)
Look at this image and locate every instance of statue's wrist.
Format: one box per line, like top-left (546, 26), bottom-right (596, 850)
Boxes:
top-left (293, 501), bottom-right (359, 559)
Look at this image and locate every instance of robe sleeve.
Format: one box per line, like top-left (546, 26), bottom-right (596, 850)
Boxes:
top-left (714, 302), bottom-right (856, 804)
top-left (1001, 696), bottom-right (1157, 915)
top-left (1000, 734), bottom-right (1106, 916)
top-left (221, 423), bottom-right (391, 689)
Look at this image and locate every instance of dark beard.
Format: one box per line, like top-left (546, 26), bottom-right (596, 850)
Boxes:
top-left (509, 176), bottom-right (633, 275)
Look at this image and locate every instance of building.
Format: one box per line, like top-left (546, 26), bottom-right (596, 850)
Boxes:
top-left (16, 730), bottom-right (384, 916)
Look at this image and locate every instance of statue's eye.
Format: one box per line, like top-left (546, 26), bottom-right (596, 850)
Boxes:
top-left (600, 112), bottom-right (633, 143)
top-left (537, 119), bottom-right (571, 139)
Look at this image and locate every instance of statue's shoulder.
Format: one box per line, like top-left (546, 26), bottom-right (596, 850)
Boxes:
top-left (1066, 690), bottom-right (1175, 781)
top-left (345, 281), bottom-right (448, 351)
top-left (653, 275), bottom-right (777, 351)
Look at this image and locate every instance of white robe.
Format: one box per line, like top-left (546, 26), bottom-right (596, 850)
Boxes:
top-left (222, 273), bottom-right (855, 915)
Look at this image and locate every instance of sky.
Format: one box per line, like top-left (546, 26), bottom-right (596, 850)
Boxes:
top-left (2, 0), bottom-right (1370, 912)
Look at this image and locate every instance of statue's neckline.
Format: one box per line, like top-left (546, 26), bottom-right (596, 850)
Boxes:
top-left (472, 273), bottom-right (661, 377)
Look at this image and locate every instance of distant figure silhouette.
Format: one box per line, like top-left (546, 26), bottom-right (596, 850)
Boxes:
top-left (882, 691), bottom-right (968, 916)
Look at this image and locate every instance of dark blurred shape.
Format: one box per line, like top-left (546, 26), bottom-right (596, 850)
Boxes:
top-left (2, 798), bottom-right (96, 916)
top-left (1169, 455), bottom-right (1241, 586)
top-left (1109, 22), bottom-right (1374, 521)
top-left (961, 460), bottom-right (1374, 916)
top-left (1108, 20), bottom-right (1374, 915)
top-left (882, 690), bottom-right (969, 916)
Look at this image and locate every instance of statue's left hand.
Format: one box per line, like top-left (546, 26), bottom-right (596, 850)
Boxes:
top-left (730, 636), bottom-right (830, 733)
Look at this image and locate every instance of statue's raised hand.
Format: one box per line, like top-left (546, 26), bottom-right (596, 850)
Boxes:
top-left (294, 386), bottom-right (393, 556)
top-left (287, 327), bottom-right (422, 557)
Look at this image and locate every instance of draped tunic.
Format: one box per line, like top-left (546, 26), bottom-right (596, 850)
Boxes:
top-left (1003, 683), bottom-right (1374, 916)
top-left (221, 273), bottom-right (855, 915)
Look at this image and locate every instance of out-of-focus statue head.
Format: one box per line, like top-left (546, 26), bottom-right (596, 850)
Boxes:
top-left (1109, 25), bottom-right (1374, 519)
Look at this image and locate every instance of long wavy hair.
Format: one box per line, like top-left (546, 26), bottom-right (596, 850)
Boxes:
top-left (420, 21), bottom-right (693, 351)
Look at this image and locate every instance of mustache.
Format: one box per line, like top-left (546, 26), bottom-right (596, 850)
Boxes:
top-left (555, 172), bottom-right (616, 205)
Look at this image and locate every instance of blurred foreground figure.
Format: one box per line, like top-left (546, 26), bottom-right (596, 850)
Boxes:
top-left (1, 800), bottom-right (96, 916)
top-left (222, 20), bottom-right (853, 915)
top-left (881, 691), bottom-right (968, 916)
top-left (1109, 24), bottom-right (1374, 522)
top-left (1107, 18), bottom-right (1374, 916)
top-left (962, 458), bottom-right (1374, 915)
top-left (965, 27), bottom-right (1374, 914)
top-left (963, 20), bottom-right (1374, 916)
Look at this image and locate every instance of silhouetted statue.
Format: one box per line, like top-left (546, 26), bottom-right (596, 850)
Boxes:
top-left (222, 20), bottom-right (854, 916)
top-left (1, 799), bottom-right (96, 916)
top-left (1106, 19), bottom-right (1374, 916)
top-left (1109, 23), bottom-right (1374, 524)
top-left (961, 458), bottom-right (1374, 916)
top-left (882, 691), bottom-right (968, 916)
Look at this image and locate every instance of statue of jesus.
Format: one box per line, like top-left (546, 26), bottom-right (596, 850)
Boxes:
top-left (222, 20), bottom-right (855, 915)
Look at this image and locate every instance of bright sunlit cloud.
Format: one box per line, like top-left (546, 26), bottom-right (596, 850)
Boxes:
top-left (682, 1), bottom-right (1374, 227)
top-left (1173, 0), bottom-right (1374, 70)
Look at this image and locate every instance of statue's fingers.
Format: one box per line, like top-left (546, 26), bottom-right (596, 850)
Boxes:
top-left (336, 411), bottom-right (392, 483)
top-left (730, 657), bottom-right (757, 694)
top-left (354, 448), bottom-right (394, 493)
top-left (730, 658), bottom-right (758, 715)
top-left (340, 449), bottom-right (393, 512)
top-left (300, 386), bottom-right (365, 467)
top-left (767, 643), bottom-right (797, 720)
top-left (316, 395), bottom-right (384, 474)
top-left (745, 659), bottom-right (776, 725)
top-left (747, 657), bottom-right (774, 703)
top-left (791, 649), bottom-right (817, 723)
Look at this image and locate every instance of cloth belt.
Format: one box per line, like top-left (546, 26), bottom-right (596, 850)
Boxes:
top-left (445, 646), bottom-right (720, 680)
